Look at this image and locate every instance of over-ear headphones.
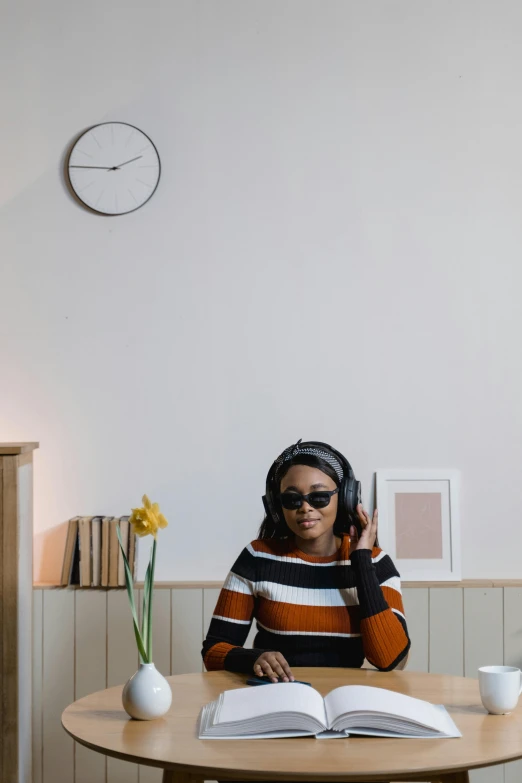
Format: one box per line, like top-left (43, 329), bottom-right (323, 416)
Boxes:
top-left (262, 439), bottom-right (361, 531)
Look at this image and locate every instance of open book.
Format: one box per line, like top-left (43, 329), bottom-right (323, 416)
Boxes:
top-left (199, 683), bottom-right (461, 739)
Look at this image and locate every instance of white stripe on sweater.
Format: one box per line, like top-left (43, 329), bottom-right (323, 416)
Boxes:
top-left (212, 614), bottom-right (251, 625)
top-left (380, 576), bottom-right (402, 595)
top-left (225, 576), bottom-right (403, 607)
top-left (256, 620), bottom-right (361, 638)
top-left (223, 572), bottom-right (255, 595)
top-left (252, 581), bottom-right (361, 607)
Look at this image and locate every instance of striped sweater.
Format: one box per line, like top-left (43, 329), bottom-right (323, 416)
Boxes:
top-left (202, 534), bottom-right (410, 673)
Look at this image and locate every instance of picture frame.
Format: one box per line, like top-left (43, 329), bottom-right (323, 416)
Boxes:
top-left (375, 469), bottom-right (461, 582)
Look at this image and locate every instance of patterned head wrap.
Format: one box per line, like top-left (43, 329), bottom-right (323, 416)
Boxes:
top-left (273, 439), bottom-right (344, 483)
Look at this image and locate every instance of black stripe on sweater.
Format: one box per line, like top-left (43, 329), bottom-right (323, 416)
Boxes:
top-left (231, 546), bottom-right (400, 591)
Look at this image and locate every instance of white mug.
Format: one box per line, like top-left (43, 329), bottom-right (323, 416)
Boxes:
top-left (478, 665), bottom-right (522, 714)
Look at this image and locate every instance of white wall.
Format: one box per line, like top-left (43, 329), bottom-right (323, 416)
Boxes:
top-left (2, 0), bottom-right (522, 583)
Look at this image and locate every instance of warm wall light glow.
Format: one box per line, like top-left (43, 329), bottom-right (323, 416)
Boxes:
top-left (33, 524), bottom-right (69, 583)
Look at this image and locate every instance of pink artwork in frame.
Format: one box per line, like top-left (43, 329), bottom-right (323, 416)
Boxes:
top-left (395, 492), bottom-right (443, 560)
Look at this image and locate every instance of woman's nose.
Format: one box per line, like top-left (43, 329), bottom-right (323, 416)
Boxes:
top-left (299, 500), bottom-right (314, 513)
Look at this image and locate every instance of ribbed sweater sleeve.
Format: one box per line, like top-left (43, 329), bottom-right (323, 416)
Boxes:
top-left (350, 548), bottom-right (410, 671)
top-left (201, 546), bottom-right (273, 673)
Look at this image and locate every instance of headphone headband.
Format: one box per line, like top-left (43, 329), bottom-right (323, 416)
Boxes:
top-left (273, 439), bottom-right (347, 483)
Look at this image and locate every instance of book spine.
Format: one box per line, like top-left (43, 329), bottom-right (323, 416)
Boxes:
top-left (91, 517), bottom-right (102, 587)
top-left (69, 534), bottom-right (80, 585)
top-left (109, 519), bottom-right (119, 587)
top-left (60, 517), bottom-right (80, 586)
top-left (118, 517), bottom-right (130, 586)
top-left (78, 517), bottom-right (92, 588)
top-left (101, 517), bottom-right (111, 587)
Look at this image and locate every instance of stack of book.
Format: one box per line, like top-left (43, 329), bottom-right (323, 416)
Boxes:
top-left (60, 516), bottom-right (138, 587)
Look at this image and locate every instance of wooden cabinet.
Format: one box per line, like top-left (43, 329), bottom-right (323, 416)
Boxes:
top-left (0, 442), bottom-right (38, 783)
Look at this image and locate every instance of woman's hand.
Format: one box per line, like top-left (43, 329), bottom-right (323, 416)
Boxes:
top-left (349, 503), bottom-right (378, 555)
top-left (253, 651), bottom-right (295, 682)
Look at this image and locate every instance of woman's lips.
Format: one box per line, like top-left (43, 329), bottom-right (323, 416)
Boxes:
top-left (298, 519), bottom-right (319, 528)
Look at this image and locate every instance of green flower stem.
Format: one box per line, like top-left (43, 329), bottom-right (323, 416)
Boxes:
top-left (141, 538), bottom-right (157, 663)
top-left (116, 524), bottom-right (148, 663)
top-left (146, 538), bottom-right (157, 662)
top-left (142, 553), bottom-right (151, 661)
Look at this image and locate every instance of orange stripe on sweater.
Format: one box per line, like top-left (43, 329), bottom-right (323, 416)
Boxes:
top-left (203, 642), bottom-right (238, 671)
top-left (250, 539), bottom-right (297, 557)
top-left (382, 586), bottom-right (406, 614)
top-left (256, 600), bottom-right (359, 634)
top-left (214, 589), bottom-right (254, 622)
top-left (360, 610), bottom-right (408, 669)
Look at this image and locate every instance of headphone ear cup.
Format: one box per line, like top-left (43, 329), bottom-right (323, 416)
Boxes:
top-left (262, 493), bottom-right (280, 524)
top-left (341, 477), bottom-right (360, 514)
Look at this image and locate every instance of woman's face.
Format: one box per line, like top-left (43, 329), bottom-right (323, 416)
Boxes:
top-left (280, 464), bottom-right (338, 541)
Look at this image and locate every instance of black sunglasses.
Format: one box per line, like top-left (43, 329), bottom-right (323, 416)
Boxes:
top-left (279, 488), bottom-right (339, 510)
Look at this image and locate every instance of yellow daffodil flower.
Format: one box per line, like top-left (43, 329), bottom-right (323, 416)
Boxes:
top-left (129, 494), bottom-right (168, 538)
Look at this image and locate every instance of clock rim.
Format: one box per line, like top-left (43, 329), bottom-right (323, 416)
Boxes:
top-left (66, 121), bottom-right (161, 216)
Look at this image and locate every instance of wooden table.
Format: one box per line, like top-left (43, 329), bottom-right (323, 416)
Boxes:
top-left (62, 667), bottom-right (522, 783)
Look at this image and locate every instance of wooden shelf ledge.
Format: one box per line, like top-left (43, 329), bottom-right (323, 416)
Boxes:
top-left (0, 442), bottom-right (39, 455)
top-left (33, 579), bottom-right (522, 590)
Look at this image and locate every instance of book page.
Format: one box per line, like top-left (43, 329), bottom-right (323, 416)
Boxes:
top-left (324, 686), bottom-right (453, 733)
top-left (217, 683), bottom-right (327, 728)
top-left (345, 705), bottom-right (460, 738)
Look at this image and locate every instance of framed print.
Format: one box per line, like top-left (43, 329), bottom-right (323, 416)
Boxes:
top-left (375, 470), bottom-right (461, 581)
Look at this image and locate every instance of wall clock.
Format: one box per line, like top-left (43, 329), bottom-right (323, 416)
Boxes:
top-left (67, 122), bottom-right (161, 215)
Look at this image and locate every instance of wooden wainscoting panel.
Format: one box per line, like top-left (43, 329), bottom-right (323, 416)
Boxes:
top-left (429, 588), bottom-right (464, 676)
top-left (138, 766), bottom-right (162, 783)
top-left (138, 765), bottom-right (162, 783)
top-left (107, 590), bottom-right (139, 685)
top-left (401, 588), bottom-right (429, 672)
top-left (202, 588), bottom-right (221, 671)
top-left (32, 589), bottom-right (43, 783)
top-left (107, 591), bottom-right (139, 783)
top-left (42, 590), bottom-right (75, 783)
top-left (75, 590), bottom-right (107, 783)
top-left (202, 588), bottom-right (220, 640)
top-left (465, 588), bottom-right (505, 783)
top-left (464, 588), bottom-right (503, 677)
top-left (469, 765), bottom-right (504, 783)
top-left (503, 587), bottom-right (522, 783)
top-left (171, 589), bottom-right (203, 675)
top-left (504, 587), bottom-right (522, 668)
top-left (505, 759), bottom-right (522, 783)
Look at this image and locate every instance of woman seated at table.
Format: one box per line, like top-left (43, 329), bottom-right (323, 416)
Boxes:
top-left (202, 439), bottom-right (410, 680)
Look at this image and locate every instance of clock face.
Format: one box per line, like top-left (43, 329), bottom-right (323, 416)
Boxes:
top-left (67, 122), bottom-right (161, 215)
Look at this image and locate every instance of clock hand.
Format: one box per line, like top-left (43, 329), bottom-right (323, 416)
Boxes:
top-left (70, 156), bottom-right (143, 171)
top-left (110, 155), bottom-right (143, 170)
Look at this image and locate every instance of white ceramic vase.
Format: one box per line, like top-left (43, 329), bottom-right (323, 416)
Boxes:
top-left (122, 663), bottom-right (172, 720)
